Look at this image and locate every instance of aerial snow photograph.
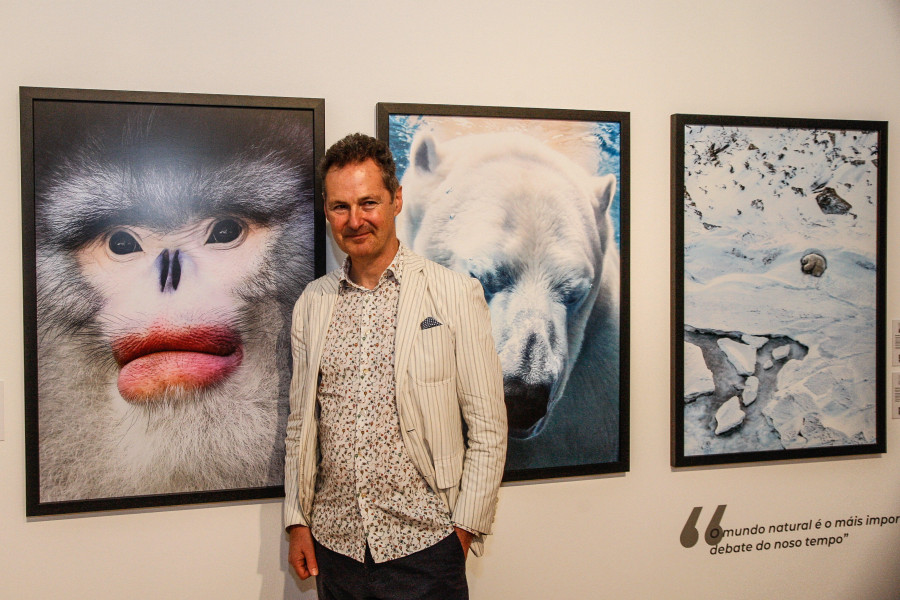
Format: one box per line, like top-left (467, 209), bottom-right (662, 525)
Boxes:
top-left (674, 116), bottom-right (886, 464)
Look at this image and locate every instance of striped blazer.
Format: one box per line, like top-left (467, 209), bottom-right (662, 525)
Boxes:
top-left (283, 249), bottom-right (507, 556)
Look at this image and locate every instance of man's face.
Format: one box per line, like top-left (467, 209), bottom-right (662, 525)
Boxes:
top-left (324, 158), bottom-right (402, 267)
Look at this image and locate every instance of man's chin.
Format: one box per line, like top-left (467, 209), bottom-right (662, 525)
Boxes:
top-left (334, 237), bottom-right (361, 251)
top-left (341, 242), bottom-right (371, 257)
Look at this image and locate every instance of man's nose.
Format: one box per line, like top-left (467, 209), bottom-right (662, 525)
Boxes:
top-left (347, 205), bottom-right (364, 229)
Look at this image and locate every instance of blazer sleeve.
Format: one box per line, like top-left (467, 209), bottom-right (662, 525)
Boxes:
top-left (283, 293), bottom-right (310, 529)
top-left (450, 275), bottom-right (507, 538)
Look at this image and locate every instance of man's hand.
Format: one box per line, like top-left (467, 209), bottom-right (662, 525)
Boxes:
top-left (288, 525), bottom-right (318, 579)
top-left (454, 526), bottom-right (473, 559)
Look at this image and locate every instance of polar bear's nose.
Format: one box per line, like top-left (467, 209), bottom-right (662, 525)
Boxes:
top-left (522, 332), bottom-right (547, 365)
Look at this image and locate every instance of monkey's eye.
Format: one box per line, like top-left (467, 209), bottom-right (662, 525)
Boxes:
top-left (108, 230), bottom-right (143, 255)
top-left (206, 218), bottom-right (245, 246)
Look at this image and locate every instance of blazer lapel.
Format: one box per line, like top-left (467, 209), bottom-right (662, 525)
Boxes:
top-left (395, 251), bottom-right (427, 394)
top-left (308, 273), bottom-right (340, 383)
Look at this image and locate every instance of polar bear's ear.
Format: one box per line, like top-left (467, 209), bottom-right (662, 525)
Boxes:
top-left (592, 173), bottom-right (617, 217)
top-left (410, 132), bottom-right (440, 174)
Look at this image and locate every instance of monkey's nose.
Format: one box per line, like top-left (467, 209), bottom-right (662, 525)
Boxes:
top-left (158, 249), bottom-right (182, 292)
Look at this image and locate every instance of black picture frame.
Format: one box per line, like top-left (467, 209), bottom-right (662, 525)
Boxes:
top-left (377, 102), bottom-right (630, 480)
top-left (671, 113), bottom-right (887, 467)
top-left (21, 87), bottom-right (325, 515)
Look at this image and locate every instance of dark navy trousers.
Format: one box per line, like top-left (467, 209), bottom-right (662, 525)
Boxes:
top-left (313, 533), bottom-right (468, 600)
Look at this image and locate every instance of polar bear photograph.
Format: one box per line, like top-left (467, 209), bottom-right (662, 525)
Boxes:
top-left (383, 109), bottom-right (627, 476)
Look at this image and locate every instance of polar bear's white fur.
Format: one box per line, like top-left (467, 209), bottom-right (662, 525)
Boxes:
top-left (399, 131), bottom-right (619, 438)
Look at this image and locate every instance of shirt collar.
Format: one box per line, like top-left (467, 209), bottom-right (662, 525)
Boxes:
top-left (339, 242), bottom-right (406, 290)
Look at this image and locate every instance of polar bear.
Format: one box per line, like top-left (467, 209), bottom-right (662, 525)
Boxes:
top-left (398, 130), bottom-right (620, 442)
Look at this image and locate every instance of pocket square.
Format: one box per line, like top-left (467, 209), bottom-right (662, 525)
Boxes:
top-left (420, 317), bottom-right (442, 330)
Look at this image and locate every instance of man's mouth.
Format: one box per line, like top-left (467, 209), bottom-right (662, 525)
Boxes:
top-left (343, 227), bottom-right (373, 241)
top-left (112, 324), bottom-right (243, 403)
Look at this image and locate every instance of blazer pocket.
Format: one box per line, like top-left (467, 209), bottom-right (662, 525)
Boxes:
top-left (409, 324), bottom-right (454, 385)
top-left (433, 450), bottom-right (464, 490)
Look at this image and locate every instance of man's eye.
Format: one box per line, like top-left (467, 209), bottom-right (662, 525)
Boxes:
top-left (108, 230), bottom-right (142, 255)
top-left (206, 219), bottom-right (243, 245)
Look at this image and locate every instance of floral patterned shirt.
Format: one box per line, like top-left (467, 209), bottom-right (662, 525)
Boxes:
top-left (310, 245), bottom-right (454, 563)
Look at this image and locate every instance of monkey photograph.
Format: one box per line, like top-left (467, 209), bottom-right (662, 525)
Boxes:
top-left (22, 90), bottom-right (321, 511)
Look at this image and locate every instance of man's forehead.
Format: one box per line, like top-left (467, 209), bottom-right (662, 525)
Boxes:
top-left (324, 160), bottom-right (391, 200)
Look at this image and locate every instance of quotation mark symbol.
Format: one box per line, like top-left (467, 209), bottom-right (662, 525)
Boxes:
top-left (680, 505), bottom-right (727, 548)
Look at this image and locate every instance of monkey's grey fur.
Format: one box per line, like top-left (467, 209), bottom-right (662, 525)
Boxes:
top-left (34, 102), bottom-right (315, 502)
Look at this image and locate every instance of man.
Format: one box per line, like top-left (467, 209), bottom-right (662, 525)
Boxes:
top-left (284, 133), bottom-right (507, 599)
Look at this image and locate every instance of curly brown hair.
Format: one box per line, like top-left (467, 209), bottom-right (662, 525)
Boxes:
top-left (319, 132), bottom-right (400, 198)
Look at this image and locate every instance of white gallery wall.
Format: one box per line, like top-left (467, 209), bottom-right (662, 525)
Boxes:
top-left (2, 1), bottom-right (899, 598)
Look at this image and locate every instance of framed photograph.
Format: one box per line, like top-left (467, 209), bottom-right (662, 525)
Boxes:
top-left (671, 114), bottom-right (887, 467)
top-left (21, 87), bottom-right (325, 515)
top-left (377, 103), bottom-right (630, 480)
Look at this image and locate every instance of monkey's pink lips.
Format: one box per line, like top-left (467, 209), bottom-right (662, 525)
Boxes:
top-left (112, 326), bottom-right (243, 404)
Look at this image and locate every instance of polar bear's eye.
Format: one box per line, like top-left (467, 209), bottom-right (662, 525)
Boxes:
top-left (562, 290), bottom-right (586, 306)
top-left (475, 266), bottom-right (513, 302)
top-left (558, 279), bottom-right (591, 307)
top-left (475, 276), bottom-right (497, 301)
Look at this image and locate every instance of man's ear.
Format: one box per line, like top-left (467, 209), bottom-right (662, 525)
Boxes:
top-left (393, 185), bottom-right (403, 217)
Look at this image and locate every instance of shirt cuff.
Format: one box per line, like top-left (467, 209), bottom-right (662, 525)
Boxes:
top-left (452, 522), bottom-right (479, 535)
